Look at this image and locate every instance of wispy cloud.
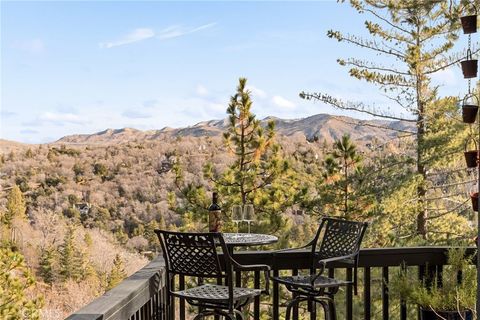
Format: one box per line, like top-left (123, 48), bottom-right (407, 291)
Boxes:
top-left (11, 38), bottom-right (45, 54)
top-left (38, 112), bottom-right (88, 126)
top-left (272, 96), bottom-right (296, 109)
top-left (21, 112), bottom-right (87, 128)
top-left (158, 23), bottom-right (216, 40)
top-left (247, 85), bottom-right (267, 99)
top-left (100, 23), bottom-right (216, 49)
top-left (99, 28), bottom-right (155, 49)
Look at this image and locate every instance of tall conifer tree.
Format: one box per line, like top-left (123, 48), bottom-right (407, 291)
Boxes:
top-left (39, 246), bottom-right (56, 285)
top-left (59, 227), bottom-right (85, 282)
top-left (204, 78), bottom-right (303, 233)
top-left (301, 0), bottom-right (478, 239)
top-left (321, 135), bottom-right (370, 219)
top-left (3, 185), bottom-right (26, 227)
top-left (174, 78), bottom-right (304, 233)
top-left (107, 254), bottom-right (126, 290)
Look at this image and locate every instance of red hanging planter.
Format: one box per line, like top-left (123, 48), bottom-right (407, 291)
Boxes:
top-left (461, 15), bottom-right (477, 34)
top-left (464, 138), bottom-right (478, 168)
top-left (462, 93), bottom-right (479, 123)
top-left (471, 192), bottom-right (479, 212)
top-left (461, 4), bottom-right (477, 34)
top-left (461, 49), bottom-right (478, 79)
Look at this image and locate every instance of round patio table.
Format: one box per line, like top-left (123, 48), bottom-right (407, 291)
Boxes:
top-left (222, 232), bottom-right (278, 247)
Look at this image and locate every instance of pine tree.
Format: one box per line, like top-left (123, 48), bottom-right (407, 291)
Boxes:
top-left (39, 246), bottom-right (56, 285)
top-left (59, 227), bottom-right (84, 282)
top-left (320, 135), bottom-right (370, 219)
top-left (25, 148), bottom-right (33, 159)
top-left (3, 185), bottom-right (26, 227)
top-left (144, 220), bottom-right (160, 248)
top-left (59, 227), bottom-right (75, 280)
top-left (107, 254), bottom-right (126, 290)
top-left (173, 78), bottom-right (305, 234)
top-left (0, 245), bottom-right (43, 319)
top-left (215, 77), bottom-right (278, 206)
top-left (300, 1), bottom-right (477, 239)
top-left (204, 78), bottom-right (304, 233)
top-left (84, 232), bottom-right (93, 247)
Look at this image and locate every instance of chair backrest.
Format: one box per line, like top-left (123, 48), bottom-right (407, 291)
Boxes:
top-left (311, 217), bottom-right (368, 294)
top-left (155, 230), bottom-right (229, 278)
top-left (315, 217), bottom-right (367, 260)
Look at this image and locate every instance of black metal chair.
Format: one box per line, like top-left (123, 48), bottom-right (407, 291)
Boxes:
top-left (272, 217), bottom-right (368, 320)
top-left (155, 230), bottom-right (270, 320)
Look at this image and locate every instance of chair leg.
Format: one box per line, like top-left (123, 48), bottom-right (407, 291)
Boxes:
top-left (313, 296), bottom-right (337, 320)
top-left (193, 313), bottom-right (205, 320)
top-left (285, 302), bottom-right (293, 320)
top-left (201, 309), bottom-right (236, 320)
top-left (317, 300), bottom-right (329, 320)
top-left (328, 299), bottom-right (336, 320)
top-left (233, 309), bottom-right (244, 320)
top-left (309, 299), bottom-right (316, 320)
top-left (285, 296), bottom-right (307, 320)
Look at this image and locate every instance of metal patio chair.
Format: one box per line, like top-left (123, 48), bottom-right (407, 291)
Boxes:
top-left (155, 230), bottom-right (270, 320)
top-left (272, 217), bottom-right (368, 320)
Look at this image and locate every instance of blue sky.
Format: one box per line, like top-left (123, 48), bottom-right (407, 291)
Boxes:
top-left (1, 1), bottom-right (468, 143)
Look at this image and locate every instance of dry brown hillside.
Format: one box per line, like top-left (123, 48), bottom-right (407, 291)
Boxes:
top-left (54, 113), bottom-right (414, 147)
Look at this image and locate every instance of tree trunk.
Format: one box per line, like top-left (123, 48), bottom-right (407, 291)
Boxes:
top-left (415, 19), bottom-right (428, 240)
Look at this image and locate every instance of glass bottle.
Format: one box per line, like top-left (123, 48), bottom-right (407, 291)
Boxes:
top-left (208, 192), bottom-right (222, 232)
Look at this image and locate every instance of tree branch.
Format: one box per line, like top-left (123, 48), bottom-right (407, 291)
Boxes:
top-left (300, 92), bottom-right (417, 122)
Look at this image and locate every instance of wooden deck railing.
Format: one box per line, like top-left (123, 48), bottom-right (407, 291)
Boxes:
top-left (67, 247), bottom-right (475, 320)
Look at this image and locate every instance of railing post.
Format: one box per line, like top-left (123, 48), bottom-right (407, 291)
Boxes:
top-left (170, 276), bottom-right (175, 320)
top-left (292, 269), bottom-right (299, 320)
top-left (179, 275), bottom-right (185, 320)
top-left (418, 265), bottom-right (425, 320)
top-left (254, 270), bottom-right (260, 320)
top-left (400, 264), bottom-right (407, 320)
top-left (364, 267), bottom-right (370, 320)
top-left (346, 268), bottom-right (353, 320)
top-left (382, 267), bottom-right (389, 320)
top-left (273, 269), bottom-right (279, 320)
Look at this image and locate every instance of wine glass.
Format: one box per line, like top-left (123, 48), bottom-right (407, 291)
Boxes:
top-left (243, 204), bottom-right (254, 233)
top-left (232, 205), bottom-right (243, 233)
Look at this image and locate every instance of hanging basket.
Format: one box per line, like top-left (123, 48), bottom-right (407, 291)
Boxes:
top-left (462, 93), bottom-right (479, 123)
top-left (471, 192), bottom-right (479, 212)
top-left (461, 4), bottom-right (477, 34)
top-left (464, 137), bottom-right (478, 168)
top-left (461, 15), bottom-right (478, 34)
top-left (461, 49), bottom-right (478, 79)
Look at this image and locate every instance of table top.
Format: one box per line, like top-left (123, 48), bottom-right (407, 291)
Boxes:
top-left (222, 233), bottom-right (278, 247)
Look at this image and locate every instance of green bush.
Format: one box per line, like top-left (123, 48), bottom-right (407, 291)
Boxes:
top-left (389, 248), bottom-right (476, 314)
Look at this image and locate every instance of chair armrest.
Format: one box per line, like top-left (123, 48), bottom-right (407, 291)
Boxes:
top-left (233, 263), bottom-right (271, 272)
top-left (310, 254), bottom-right (357, 287)
top-left (315, 254), bottom-right (356, 268)
top-left (231, 261), bottom-right (271, 295)
top-left (272, 244), bottom-right (311, 256)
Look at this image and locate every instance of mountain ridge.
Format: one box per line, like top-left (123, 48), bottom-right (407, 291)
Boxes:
top-left (2, 113), bottom-right (416, 149)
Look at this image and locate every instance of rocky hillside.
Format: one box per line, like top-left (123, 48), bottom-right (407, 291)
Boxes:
top-left (55, 113), bottom-right (415, 146)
